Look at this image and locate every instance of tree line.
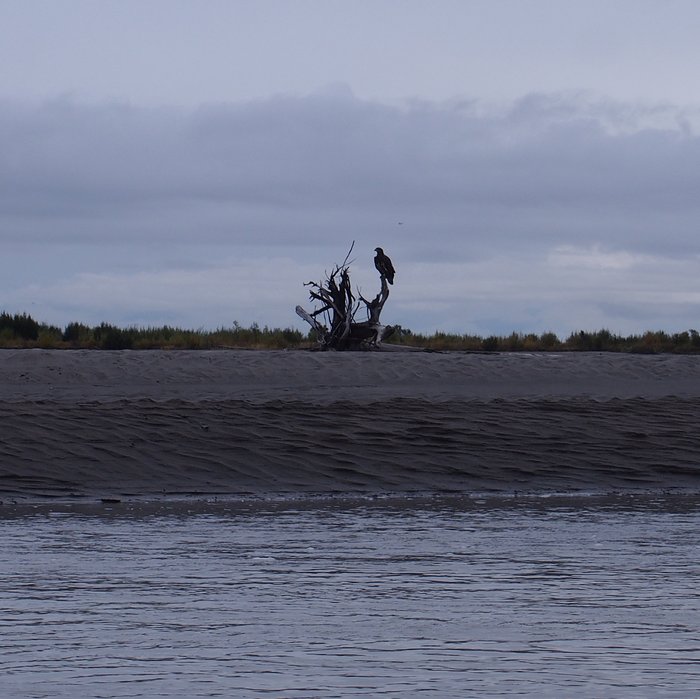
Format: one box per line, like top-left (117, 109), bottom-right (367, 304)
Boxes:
top-left (2, 311), bottom-right (700, 352)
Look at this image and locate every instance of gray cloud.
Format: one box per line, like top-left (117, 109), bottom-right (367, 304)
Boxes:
top-left (2, 91), bottom-right (700, 334)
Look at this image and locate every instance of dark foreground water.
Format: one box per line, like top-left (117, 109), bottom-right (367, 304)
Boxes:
top-left (1, 494), bottom-right (699, 698)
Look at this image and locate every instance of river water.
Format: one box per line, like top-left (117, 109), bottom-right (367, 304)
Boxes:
top-left (2, 494), bottom-right (699, 698)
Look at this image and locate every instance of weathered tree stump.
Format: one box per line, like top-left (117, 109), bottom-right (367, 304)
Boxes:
top-left (296, 243), bottom-right (396, 350)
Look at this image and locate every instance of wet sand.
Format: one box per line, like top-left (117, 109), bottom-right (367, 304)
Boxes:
top-left (1, 349), bottom-right (699, 501)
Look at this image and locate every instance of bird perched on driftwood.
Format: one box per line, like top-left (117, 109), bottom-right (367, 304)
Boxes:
top-left (374, 247), bottom-right (395, 285)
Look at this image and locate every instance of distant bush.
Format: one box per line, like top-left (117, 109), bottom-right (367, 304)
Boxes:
top-left (565, 329), bottom-right (617, 352)
top-left (93, 323), bottom-right (134, 350)
top-left (482, 335), bottom-right (500, 351)
top-left (540, 332), bottom-right (561, 350)
top-left (37, 326), bottom-right (63, 348)
top-left (0, 312), bottom-right (40, 341)
top-left (386, 327), bottom-right (700, 354)
top-left (63, 322), bottom-right (92, 345)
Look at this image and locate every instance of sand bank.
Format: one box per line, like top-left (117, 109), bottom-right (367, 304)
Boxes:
top-left (1, 349), bottom-right (699, 501)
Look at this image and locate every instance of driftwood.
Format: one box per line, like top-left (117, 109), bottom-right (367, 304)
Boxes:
top-left (296, 243), bottom-right (396, 350)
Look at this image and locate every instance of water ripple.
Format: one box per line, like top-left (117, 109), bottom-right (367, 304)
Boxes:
top-left (1, 496), bottom-right (699, 697)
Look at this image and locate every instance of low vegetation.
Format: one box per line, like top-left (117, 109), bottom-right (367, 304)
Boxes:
top-left (0, 313), bottom-right (307, 350)
top-left (2, 311), bottom-right (700, 352)
top-left (388, 326), bottom-right (700, 353)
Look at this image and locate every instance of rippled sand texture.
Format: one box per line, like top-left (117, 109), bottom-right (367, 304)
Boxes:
top-left (1, 350), bottom-right (700, 499)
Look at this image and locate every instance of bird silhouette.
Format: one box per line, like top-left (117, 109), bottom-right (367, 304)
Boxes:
top-left (374, 247), bottom-right (395, 284)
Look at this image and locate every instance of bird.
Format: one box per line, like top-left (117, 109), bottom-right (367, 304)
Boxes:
top-left (374, 247), bottom-right (395, 285)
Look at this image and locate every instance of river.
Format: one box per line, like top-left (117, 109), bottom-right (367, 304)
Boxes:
top-left (2, 494), bottom-right (699, 698)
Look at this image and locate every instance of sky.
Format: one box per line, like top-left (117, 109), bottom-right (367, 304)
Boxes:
top-left (2, 0), bottom-right (700, 337)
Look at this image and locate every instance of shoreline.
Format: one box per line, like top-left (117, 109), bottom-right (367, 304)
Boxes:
top-left (3, 490), bottom-right (700, 518)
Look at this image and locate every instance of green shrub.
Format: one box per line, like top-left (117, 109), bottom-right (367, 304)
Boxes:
top-left (482, 335), bottom-right (499, 351)
top-left (63, 322), bottom-right (92, 345)
top-left (94, 323), bottom-right (133, 350)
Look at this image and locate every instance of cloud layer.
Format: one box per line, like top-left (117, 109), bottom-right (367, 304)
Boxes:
top-left (2, 90), bottom-right (699, 334)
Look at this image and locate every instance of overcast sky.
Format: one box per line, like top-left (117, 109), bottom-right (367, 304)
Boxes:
top-left (2, 0), bottom-right (700, 336)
